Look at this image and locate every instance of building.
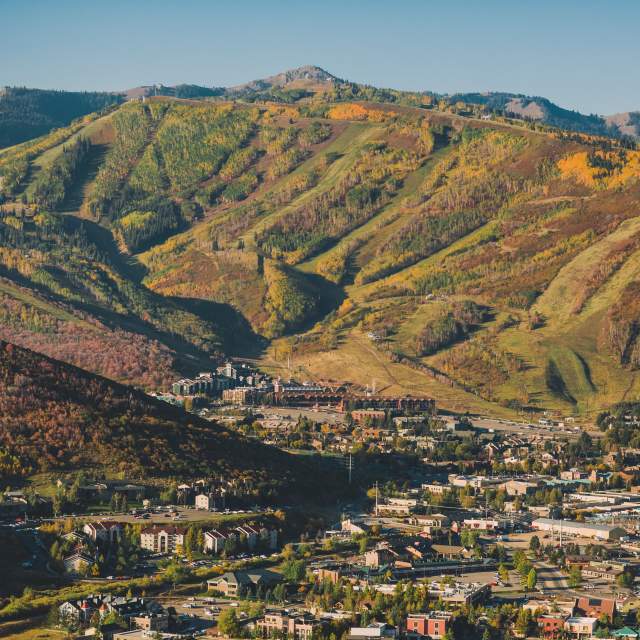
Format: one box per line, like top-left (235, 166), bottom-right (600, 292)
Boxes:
top-left (195, 493), bottom-right (216, 510)
top-left (204, 529), bottom-right (235, 554)
top-left (131, 612), bottom-right (169, 632)
top-left (463, 518), bottom-right (503, 531)
top-left (564, 617), bottom-right (597, 639)
top-left (341, 519), bottom-right (370, 535)
top-left (532, 518), bottom-right (627, 541)
top-left (410, 513), bottom-right (450, 533)
top-left (504, 479), bottom-right (541, 497)
top-left (364, 547), bottom-right (397, 568)
top-left (63, 552), bottom-right (94, 576)
top-left (538, 615), bottom-right (567, 638)
top-left (352, 410), bottom-right (387, 425)
top-left (348, 623), bottom-right (399, 640)
top-left (422, 483), bottom-right (449, 496)
top-left (223, 387), bottom-right (267, 405)
top-left (140, 526), bottom-right (186, 554)
top-left (83, 521), bottom-right (122, 544)
top-left (207, 570), bottom-right (282, 597)
top-left (574, 597), bottom-right (616, 622)
top-left (406, 612), bottom-right (452, 639)
top-left (256, 611), bottom-right (323, 640)
top-left (59, 594), bottom-right (165, 625)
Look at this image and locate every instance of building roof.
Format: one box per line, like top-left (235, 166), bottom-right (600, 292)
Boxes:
top-left (533, 518), bottom-right (624, 533)
top-left (141, 525), bottom-right (186, 535)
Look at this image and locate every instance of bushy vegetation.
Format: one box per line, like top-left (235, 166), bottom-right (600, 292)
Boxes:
top-left (262, 260), bottom-right (319, 337)
top-left (414, 300), bottom-right (488, 356)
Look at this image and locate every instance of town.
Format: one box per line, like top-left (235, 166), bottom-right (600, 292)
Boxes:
top-left (3, 390), bottom-right (640, 640)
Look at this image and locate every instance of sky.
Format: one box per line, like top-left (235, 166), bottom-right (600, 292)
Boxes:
top-left (2, 0), bottom-right (639, 115)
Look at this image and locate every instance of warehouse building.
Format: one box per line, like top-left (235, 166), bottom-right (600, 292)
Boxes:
top-left (532, 518), bottom-right (627, 541)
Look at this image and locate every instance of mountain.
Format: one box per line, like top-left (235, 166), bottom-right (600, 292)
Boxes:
top-left (0, 339), bottom-right (336, 498)
top-left (0, 87), bottom-right (123, 148)
top-left (226, 65), bottom-right (339, 95)
top-left (605, 111), bottom-right (640, 139)
top-left (0, 76), bottom-right (639, 416)
top-left (448, 91), bottom-right (640, 140)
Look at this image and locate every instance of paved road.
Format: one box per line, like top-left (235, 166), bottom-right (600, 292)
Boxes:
top-left (536, 561), bottom-right (569, 591)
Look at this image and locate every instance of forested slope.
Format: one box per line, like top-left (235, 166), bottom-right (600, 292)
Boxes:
top-left (0, 87), bottom-right (122, 148)
top-left (0, 340), bottom-right (337, 500)
top-left (1, 94), bottom-right (640, 415)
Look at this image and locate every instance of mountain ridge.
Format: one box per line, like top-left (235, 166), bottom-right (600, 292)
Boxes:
top-left (3, 66), bottom-right (638, 152)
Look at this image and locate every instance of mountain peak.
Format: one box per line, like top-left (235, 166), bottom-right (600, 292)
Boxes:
top-left (227, 65), bottom-right (339, 94)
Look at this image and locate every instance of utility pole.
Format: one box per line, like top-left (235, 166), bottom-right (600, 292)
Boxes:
top-left (347, 454), bottom-right (353, 485)
top-left (375, 481), bottom-right (379, 517)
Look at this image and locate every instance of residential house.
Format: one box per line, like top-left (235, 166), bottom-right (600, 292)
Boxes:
top-left (564, 617), bottom-right (597, 639)
top-left (574, 597), bottom-right (616, 622)
top-left (538, 615), bottom-right (567, 638)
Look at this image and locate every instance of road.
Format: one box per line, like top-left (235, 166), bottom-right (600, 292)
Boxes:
top-left (536, 561), bottom-right (569, 591)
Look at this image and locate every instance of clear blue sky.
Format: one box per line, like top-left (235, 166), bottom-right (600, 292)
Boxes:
top-left (2, 0), bottom-right (639, 115)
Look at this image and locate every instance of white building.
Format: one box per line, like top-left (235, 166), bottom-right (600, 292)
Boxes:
top-left (532, 518), bottom-right (626, 541)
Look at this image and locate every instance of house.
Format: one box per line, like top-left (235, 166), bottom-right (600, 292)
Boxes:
top-left (430, 544), bottom-right (470, 560)
top-left (563, 617), bottom-right (597, 639)
top-left (83, 521), bottom-right (122, 544)
top-left (140, 526), bottom-right (186, 554)
top-left (207, 570), bottom-right (282, 597)
top-left (406, 612), bottom-right (452, 639)
top-left (574, 597), bottom-right (616, 622)
top-left (538, 615), bottom-right (567, 638)
top-left (349, 623), bottom-right (398, 640)
top-left (256, 611), bottom-right (323, 640)
top-left (63, 552), bottom-right (94, 576)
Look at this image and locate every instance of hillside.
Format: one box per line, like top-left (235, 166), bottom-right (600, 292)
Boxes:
top-left (0, 85), bottom-right (639, 415)
top-left (0, 339), bottom-right (336, 498)
top-left (0, 87), bottom-right (122, 148)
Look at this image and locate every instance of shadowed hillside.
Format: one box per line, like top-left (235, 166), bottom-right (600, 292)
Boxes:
top-left (0, 340), bottom-right (340, 500)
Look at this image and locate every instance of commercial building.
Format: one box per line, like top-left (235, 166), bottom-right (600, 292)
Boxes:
top-left (532, 518), bottom-right (627, 541)
top-left (406, 612), bottom-right (452, 639)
